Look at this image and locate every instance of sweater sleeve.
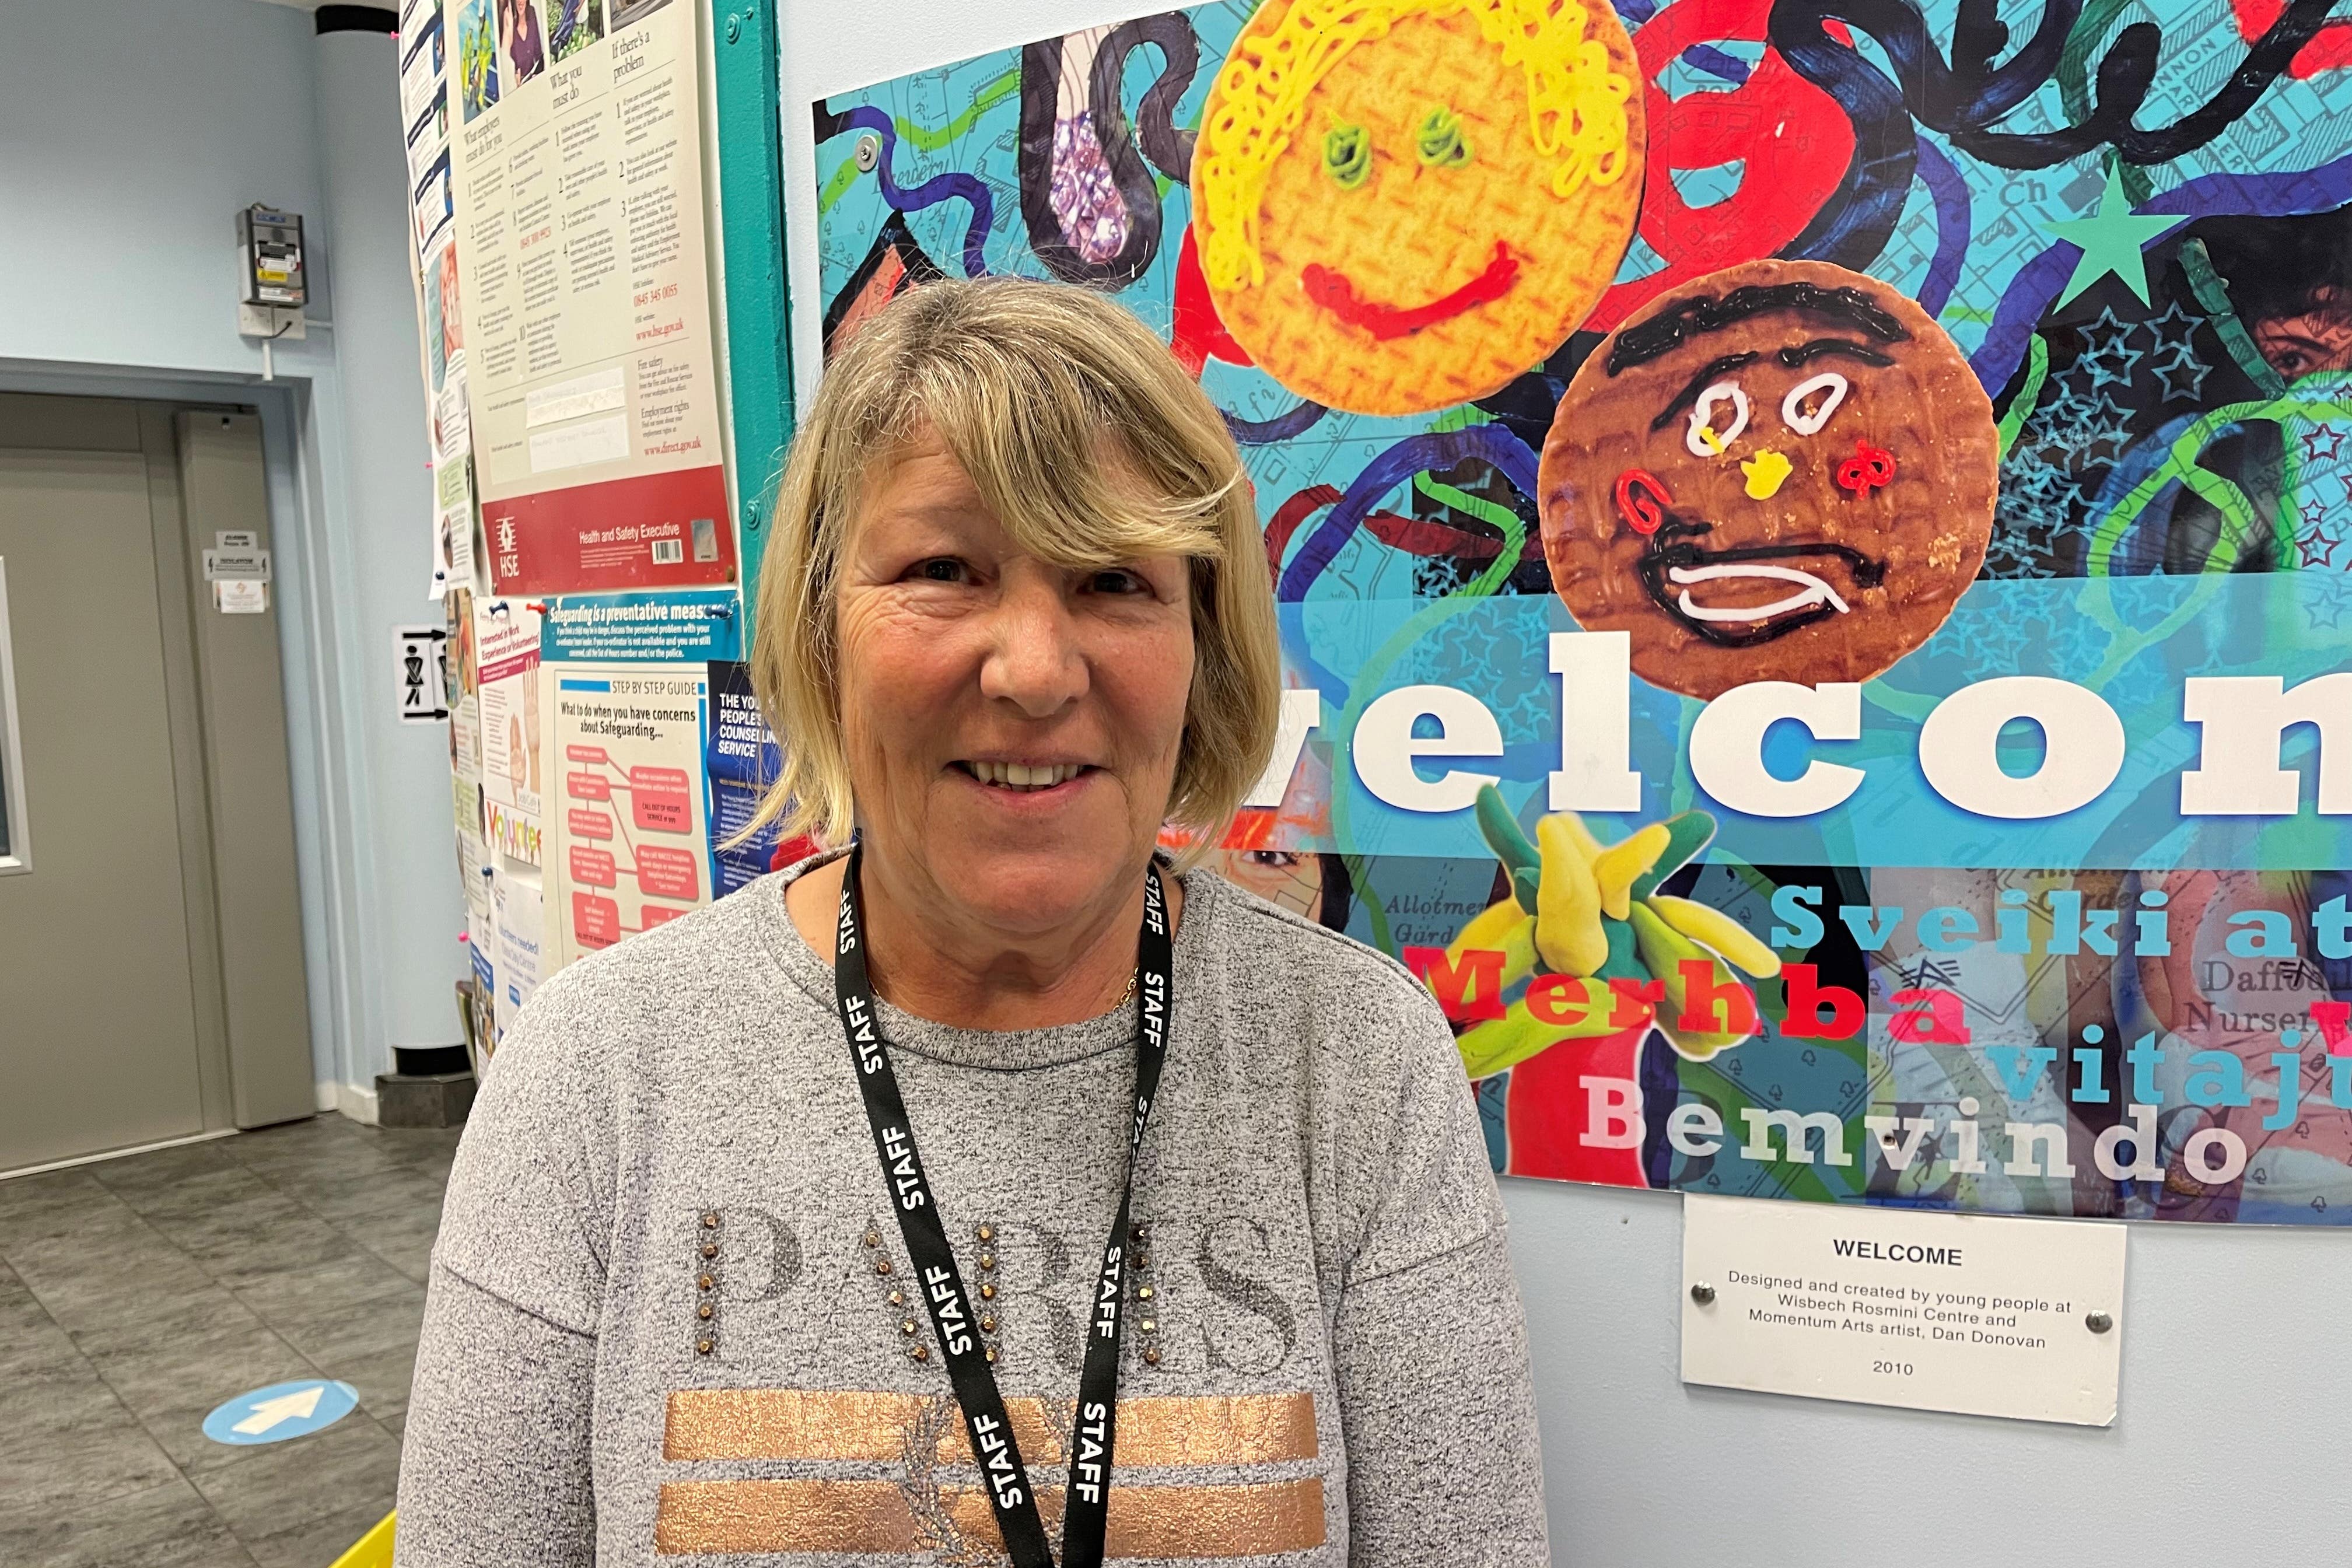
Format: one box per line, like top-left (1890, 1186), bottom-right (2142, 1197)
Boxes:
top-left (1332, 1232), bottom-right (1549, 1566)
top-left (394, 1266), bottom-right (597, 1568)
top-left (394, 980), bottom-right (612, 1565)
top-left (1326, 967), bottom-right (1549, 1566)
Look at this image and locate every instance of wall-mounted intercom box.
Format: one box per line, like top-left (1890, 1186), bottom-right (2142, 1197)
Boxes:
top-left (239, 205), bottom-right (307, 309)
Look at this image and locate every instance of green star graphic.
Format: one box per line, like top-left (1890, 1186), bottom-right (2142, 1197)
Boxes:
top-left (2049, 160), bottom-right (2176, 309)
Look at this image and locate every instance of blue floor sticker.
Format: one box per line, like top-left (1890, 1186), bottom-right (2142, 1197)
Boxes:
top-left (202, 1379), bottom-right (359, 1446)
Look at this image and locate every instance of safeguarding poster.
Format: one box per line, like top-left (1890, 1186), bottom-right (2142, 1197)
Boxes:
top-left (449, 0), bottom-right (734, 595)
top-left (540, 590), bottom-right (740, 969)
top-left (817, 0), bottom-right (2352, 1224)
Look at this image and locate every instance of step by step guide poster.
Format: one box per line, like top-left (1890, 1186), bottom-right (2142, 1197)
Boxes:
top-left (540, 590), bottom-right (740, 968)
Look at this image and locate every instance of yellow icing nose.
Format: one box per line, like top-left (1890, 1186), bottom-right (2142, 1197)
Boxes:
top-left (1742, 449), bottom-right (1793, 499)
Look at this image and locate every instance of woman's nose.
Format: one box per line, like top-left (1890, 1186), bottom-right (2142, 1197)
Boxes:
top-left (977, 575), bottom-right (1088, 716)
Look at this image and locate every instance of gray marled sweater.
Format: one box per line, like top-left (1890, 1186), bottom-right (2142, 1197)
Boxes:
top-left (395, 854), bottom-right (1548, 1566)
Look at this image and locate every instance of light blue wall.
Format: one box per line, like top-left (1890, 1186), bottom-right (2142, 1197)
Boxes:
top-left (0, 0), bottom-right (331, 377)
top-left (313, 26), bottom-right (476, 1084)
top-left (775, 3), bottom-right (2352, 1560)
top-left (0, 0), bottom-right (464, 1107)
top-left (1503, 1180), bottom-right (2348, 1563)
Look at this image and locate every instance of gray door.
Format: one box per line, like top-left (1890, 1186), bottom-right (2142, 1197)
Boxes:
top-left (0, 395), bottom-right (312, 1171)
top-left (0, 428), bottom-right (209, 1166)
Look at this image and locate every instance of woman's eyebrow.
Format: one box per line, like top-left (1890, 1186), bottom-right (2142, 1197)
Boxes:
top-left (1650, 351), bottom-right (1761, 432)
top-left (1774, 337), bottom-right (1896, 370)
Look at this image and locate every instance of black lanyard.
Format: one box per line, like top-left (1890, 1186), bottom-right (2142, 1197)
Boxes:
top-left (833, 844), bottom-right (1173, 1568)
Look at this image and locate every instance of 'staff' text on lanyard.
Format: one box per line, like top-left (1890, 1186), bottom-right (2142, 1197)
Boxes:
top-left (834, 844), bottom-right (1172, 1568)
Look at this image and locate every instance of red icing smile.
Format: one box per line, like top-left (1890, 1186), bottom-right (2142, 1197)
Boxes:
top-left (1300, 242), bottom-right (1518, 340)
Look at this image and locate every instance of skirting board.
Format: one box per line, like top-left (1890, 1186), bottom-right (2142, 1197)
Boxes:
top-left (320, 1080), bottom-right (381, 1126)
top-left (0, 1127), bottom-right (238, 1183)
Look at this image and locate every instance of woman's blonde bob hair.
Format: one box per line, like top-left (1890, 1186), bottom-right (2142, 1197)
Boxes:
top-left (745, 276), bottom-right (1282, 855)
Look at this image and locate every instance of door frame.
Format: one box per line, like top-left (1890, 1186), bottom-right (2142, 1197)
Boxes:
top-left (0, 360), bottom-right (359, 1127)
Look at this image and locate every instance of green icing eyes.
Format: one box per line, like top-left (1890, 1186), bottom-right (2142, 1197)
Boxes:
top-left (1415, 106), bottom-right (1471, 167)
top-left (1323, 123), bottom-right (1371, 188)
top-left (1323, 110), bottom-right (1473, 187)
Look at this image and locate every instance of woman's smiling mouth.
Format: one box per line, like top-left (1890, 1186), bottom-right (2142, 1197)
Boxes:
top-left (953, 760), bottom-right (1096, 792)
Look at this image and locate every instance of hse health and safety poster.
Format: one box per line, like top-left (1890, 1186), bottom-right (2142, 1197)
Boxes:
top-left (449, 0), bottom-right (735, 595)
top-left (815, 0), bottom-right (2352, 1224)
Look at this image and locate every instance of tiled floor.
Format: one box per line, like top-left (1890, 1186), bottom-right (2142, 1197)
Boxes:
top-left (0, 1115), bottom-right (457, 1567)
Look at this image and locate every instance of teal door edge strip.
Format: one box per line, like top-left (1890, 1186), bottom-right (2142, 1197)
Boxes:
top-left (713, 0), bottom-right (794, 640)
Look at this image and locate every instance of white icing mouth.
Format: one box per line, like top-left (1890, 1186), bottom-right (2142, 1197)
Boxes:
top-left (1667, 562), bottom-right (1851, 624)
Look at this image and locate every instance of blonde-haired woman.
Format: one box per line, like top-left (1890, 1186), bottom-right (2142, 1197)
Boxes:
top-left (397, 278), bottom-right (1548, 1567)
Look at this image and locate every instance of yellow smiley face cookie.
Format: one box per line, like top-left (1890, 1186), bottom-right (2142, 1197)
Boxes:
top-left (1192, 0), bottom-right (1644, 417)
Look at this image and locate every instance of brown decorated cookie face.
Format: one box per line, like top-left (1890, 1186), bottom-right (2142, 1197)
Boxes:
top-left (1538, 260), bottom-right (1997, 700)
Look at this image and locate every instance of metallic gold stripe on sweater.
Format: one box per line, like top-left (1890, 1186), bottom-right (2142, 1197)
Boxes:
top-left (653, 1478), bottom-right (1327, 1558)
top-left (663, 1390), bottom-right (1318, 1466)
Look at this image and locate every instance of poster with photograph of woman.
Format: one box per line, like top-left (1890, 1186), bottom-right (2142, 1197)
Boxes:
top-left (498, 0), bottom-right (546, 87)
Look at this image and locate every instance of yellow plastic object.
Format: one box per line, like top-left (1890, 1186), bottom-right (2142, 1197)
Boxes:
top-left (1588, 821), bottom-right (1669, 922)
top-left (329, 1511), bottom-right (395, 1568)
top-left (1532, 816), bottom-right (1608, 976)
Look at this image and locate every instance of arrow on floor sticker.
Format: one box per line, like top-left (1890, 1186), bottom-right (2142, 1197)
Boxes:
top-left (232, 1384), bottom-right (324, 1434)
top-left (202, 1378), bottom-right (359, 1446)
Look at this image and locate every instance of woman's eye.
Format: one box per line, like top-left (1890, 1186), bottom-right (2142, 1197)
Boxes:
top-left (911, 558), bottom-right (967, 583)
top-left (1087, 568), bottom-right (1146, 594)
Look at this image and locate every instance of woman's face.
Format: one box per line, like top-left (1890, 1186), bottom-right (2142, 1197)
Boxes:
top-left (835, 429), bottom-right (1195, 939)
top-left (2252, 286), bottom-right (2352, 379)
